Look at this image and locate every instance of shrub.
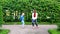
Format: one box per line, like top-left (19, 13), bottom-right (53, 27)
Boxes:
top-left (0, 6), bottom-right (3, 27)
top-left (57, 23), bottom-right (60, 31)
top-left (0, 0), bottom-right (60, 22)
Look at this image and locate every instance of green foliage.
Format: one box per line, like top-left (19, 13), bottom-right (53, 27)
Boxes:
top-left (4, 16), bottom-right (14, 22)
top-left (57, 23), bottom-right (60, 31)
top-left (4, 22), bottom-right (51, 25)
top-left (0, 29), bottom-right (10, 34)
top-left (48, 29), bottom-right (60, 34)
top-left (0, 29), bottom-right (2, 32)
top-left (0, 6), bottom-right (3, 27)
top-left (0, 0), bottom-right (60, 23)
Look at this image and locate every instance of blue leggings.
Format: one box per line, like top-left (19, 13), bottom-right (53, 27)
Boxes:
top-left (21, 20), bottom-right (24, 27)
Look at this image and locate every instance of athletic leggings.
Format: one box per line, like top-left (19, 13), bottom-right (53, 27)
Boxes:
top-left (21, 20), bottom-right (24, 27)
top-left (32, 19), bottom-right (38, 27)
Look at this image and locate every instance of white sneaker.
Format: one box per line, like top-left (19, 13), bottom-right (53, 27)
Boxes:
top-left (36, 26), bottom-right (39, 29)
top-left (32, 27), bottom-right (35, 29)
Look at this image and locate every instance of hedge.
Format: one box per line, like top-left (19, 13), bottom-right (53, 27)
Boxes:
top-left (0, 0), bottom-right (60, 23)
top-left (0, 6), bottom-right (3, 27)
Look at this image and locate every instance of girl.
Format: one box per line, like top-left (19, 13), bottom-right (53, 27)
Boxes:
top-left (32, 9), bottom-right (38, 28)
top-left (20, 13), bottom-right (25, 28)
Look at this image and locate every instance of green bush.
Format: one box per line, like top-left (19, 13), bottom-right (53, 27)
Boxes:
top-left (0, 29), bottom-right (10, 34)
top-left (57, 23), bottom-right (60, 31)
top-left (4, 16), bottom-right (14, 22)
top-left (0, 0), bottom-right (60, 23)
top-left (0, 6), bottom-right (3, 27)
top-left (0, 29), bottom-right (2, 32)
top-left (48, 29), bottom-right (60, 34)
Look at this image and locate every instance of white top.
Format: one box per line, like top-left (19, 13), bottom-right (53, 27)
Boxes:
top-left (32, 13), bottom-right (38, 20)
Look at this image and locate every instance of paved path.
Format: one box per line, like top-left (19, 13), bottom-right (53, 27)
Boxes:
top-left (2, 25), bottom-right (57, 34)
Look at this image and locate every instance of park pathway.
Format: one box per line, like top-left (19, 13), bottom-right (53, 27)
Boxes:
top-left (2, 25), bottom-right (57, 34)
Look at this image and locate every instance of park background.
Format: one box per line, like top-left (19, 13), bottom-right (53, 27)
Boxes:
top-left (0, 0), bottom-right (60, 34)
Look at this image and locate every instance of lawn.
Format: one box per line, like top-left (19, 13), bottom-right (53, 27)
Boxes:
top-left (0, 29), bottom-right (10, 34)
top-left (3, 22), bottom-right (55, 25)
top-left (48, 29), bottom-right (60, 34)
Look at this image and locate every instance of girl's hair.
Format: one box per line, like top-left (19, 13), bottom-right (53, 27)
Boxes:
top-left (33, 9), bottom-right (36, 13)
top-left (20, 11), bottom-right (24, 15)
top-left (22, 13), bottom-right (24, 15)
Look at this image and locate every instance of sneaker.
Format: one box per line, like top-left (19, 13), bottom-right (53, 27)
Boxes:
top-left (32, 27), bottom-right (35, 29)
top-left (36, 26), bottom-right (39, 29)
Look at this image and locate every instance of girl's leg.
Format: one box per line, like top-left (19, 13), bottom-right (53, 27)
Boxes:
top-left (35, 22), bottom-right (38, 27)
top-left (32, 19), bottom-right (35, 28)
top-left (32, 23), bottom-right (34, 27)
top-left (35, 20), bottom-right (38, 27)
top-left (32, 19), bottom-right (34, 27)
top-left (22, 20), bottom-right (24, 28)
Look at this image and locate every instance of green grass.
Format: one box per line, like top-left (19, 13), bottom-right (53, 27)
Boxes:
top-left (4, 22), bottom-right (31, 25)
top-left (0, 29), bottom-right (10, 34)
top-left (48, 29), bottom-right (60, 34)
top-left (3, 22), bottom-right (56, 25)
